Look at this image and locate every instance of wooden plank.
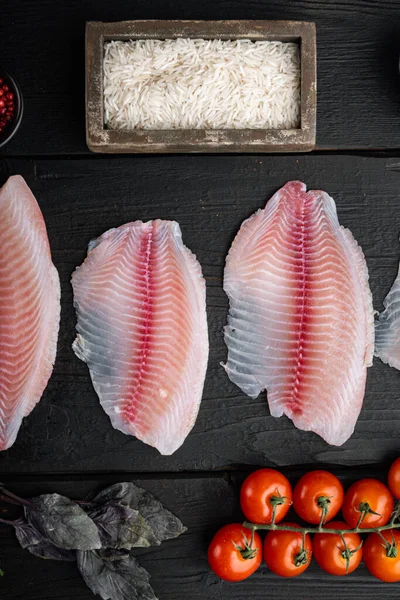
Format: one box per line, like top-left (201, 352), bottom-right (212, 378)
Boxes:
top-left (0, 153), bottom-right (400, 473)
top-left (1, 0), bottom-right (400, 154)
top-left (1, 471), bottom-right (400, 599)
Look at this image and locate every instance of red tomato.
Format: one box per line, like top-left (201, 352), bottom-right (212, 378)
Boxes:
top-left (342, 479), bottom-right (394, 528)
top-left (312, 520), bottom-right (362, 575)
top-left (364, 530), bottom-right (400, 582)
top-left (240, 469), bottom-right (292, 524)
top-left (208, 524), bottom-right (262, 582)
top-left (388, 458), bottom-right (400, 500)
top-left (263, 522), bottom-right (312, 577)
top-left (293, 470), bottom-right (344, 525)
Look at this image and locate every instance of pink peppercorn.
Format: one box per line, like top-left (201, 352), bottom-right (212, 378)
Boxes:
top-left (0, 77), bottom-right (16, 134)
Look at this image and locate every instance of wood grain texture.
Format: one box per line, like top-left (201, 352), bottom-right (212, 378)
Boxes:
top-left (1, 472), bottom-right (400, 600)
top-left (2, 3), bottom-right (400, 598)
top-left (1, 0), bottom-right (400, 154)
top-left (0, 154), bottom-right (399, 473)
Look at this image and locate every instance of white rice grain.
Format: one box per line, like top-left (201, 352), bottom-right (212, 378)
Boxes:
top-left (103, 39), bottom-right (300, 130)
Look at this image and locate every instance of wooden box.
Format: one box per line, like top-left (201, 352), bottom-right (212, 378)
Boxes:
top-left (86, 20), bottom-right (316, 153)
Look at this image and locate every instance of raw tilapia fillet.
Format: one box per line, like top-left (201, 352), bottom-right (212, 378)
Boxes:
top-left (375, 260), bottom-right (400, 369)
top-left (223, 181), bottom-right (374, 446)
top-left (72, 220), bottom-right (208, 455)
top-left (0, 175), bottom-right (60, 451)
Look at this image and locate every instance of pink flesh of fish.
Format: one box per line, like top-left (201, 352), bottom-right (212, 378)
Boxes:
top-left (375, 259), bottom-right (400, 369)
top-left (0, 175), bottom-right (60, 451)
top-left (223, 181), bottom-right (374, 446)
top-left (72, 220), bottom-right (208, 455)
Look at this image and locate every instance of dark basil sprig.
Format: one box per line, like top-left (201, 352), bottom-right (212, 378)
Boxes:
top-left (0, 482), bottom-right (186, 600)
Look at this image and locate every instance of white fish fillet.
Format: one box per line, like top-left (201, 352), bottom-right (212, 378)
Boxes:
top-left (223, 181), bottom-right (374, 446)
top-left (0, 175), bottom-right (60, 451)
top-left (375, 259), bottom-right (400, 369)
top-left (72, 220), bottom-right (208, 455)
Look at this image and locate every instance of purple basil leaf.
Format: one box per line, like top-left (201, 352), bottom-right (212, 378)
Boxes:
top-left (77, 551), bottom-right (158, 600)
top-left (89, 502), bottom-right (156, 549)
top-left (25, 494), bottom-right (101, 551)
top-left (93, 483), bottom-right (186, 544)
top-left (14, 519), bottom-right (76, 561)
top-left (96, 548), bottom-right (131, 561)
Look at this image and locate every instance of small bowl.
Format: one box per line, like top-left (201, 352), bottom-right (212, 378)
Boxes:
top-left (0, 65), bottom-right (23, 149)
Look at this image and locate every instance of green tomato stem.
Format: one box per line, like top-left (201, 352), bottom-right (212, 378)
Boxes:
top-left (243, 521), bottom-right (400, 536)
top-left (317, 495), bottom-right (331, 528)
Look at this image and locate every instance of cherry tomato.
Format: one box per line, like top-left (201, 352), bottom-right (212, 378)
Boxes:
top-left (263, 522), bottom-right (312, 577)
top-left (364, 530), bottom-right (400, 582)
top-left (293, 470), bottom-right (344, 525)
top-left (342, 479), bottom-right (394, 528)
top-left (208, 524), bottom-right (262, 582)
top-left (240, 469), bottom-right (292, 524)
top-left (312, 520), bottom-right (362, 575)
top-left (388, 458), bottom-right (400, 500)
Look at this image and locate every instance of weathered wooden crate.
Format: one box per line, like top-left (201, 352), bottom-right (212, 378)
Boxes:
top-left (86, 20), bottom-right (316, 153)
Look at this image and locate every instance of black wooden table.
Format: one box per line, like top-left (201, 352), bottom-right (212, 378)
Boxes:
top-left (2, 1), bottom-right (400, 599)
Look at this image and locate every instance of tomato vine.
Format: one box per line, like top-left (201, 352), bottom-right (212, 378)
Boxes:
top-left (208, 462), bottom-right (400, 582)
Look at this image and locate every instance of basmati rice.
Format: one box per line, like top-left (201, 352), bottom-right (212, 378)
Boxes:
top-left (103, 39), bottom-right (300, 131)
